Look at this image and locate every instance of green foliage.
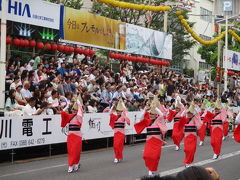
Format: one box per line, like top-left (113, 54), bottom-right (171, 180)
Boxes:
top-left (198, 22), bottom-right (240, 68)
top-left (45, 0), bottom-right (83, 9)
top-left (183, 68), bottom-right (194, 77)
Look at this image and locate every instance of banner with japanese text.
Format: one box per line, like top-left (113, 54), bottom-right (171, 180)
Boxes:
top-left (0, 0), bottom-right (60, 29)
top-left (0, 112), bottom-right (174, 150)
top-left (60, 7), bottom-right (126, 50)
top-left (223, 49), bottom-right (240, 71)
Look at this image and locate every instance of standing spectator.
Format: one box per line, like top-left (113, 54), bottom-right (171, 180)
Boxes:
top-left (33, 53), bottom-right (44, 70)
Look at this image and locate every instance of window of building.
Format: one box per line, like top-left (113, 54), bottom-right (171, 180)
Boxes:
top-left (200, 7), bottom-right (213, 23)
top-left (199, 62), bottom-right (211, 69)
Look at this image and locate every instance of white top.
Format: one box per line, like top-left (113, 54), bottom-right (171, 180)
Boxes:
top-left (87, 106), bottom-right (98, 113)
top-left (236, 112), bottom-right (240, 125)
top-left (22, 104), bottom-right (37, 116)
top-left (47, 97), bottom-right (59, 107)
top-left (20, 88), bottom-right (32, 99)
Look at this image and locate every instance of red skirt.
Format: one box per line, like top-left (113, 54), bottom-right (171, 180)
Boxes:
top-left (198, 123), bottom-right (207, 141)
top-left (172, 122), bottom-right (184, 147)
top-left (143, 137), bottom-right (162, 171)
top-left (183, 134), bottom-right (197, 164)
top-left (223, 122), bottom-right (229, 137)
top-left (210, 127), bottom-right (223, 155)
top-left (67, 134), bottom-right (82, 166)
top-left (234, 125), bottom-right (240, 143)
top-left (113, 132), bottom-right (125, 159)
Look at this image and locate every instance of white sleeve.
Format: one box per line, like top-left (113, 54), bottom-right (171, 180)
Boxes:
top-left (236, 112), bottom-right (240, 125)
top-left (139, 110), bottom-right (146, 121)
top-left (155, 107), bottom-right (163, 117)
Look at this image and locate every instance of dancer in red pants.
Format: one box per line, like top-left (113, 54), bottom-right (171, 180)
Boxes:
top-left (203, 99), bottom-right (227, 159)
top-left (179, 103), bottom-right (202, 168)
top-left (223, 107), bottom-right (233, 140)
top-left (198, 103), bottom-right (208, 146)
top-left (167, 96), bottom-right (186, 151)
top-left (61, 100), bottom-right (83, 173)
top-left (134, 96), bottom-right (168, 176)
top-left (233, 111), bottom-right (240, 143)
top-left (109, 99), bottom-right (130, 163)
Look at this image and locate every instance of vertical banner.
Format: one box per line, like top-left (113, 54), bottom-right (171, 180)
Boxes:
top-left (223, 49), bottom-right (240, 71)
top-left (61, 7), bottom-right (126, 50)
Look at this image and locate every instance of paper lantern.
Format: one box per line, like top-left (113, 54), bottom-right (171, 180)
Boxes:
top-left (51, 43), bottom-right (58, 51)
top-left (83, 49), bottom-right (90, 55)
top-left (23, 39), bottom-right (29, 47)
top-left (89, 49), bottom-right (95, 56)
top-left (216, 75), bottom-right (220, 82)
top-left (6, 36), bottom-right (12, 44)
top-left (63, 46), bottom-right (69, 53)
top-left (228, 71), bottom-right (235, 76)
top-left (19, 39), bottom-right (25, 47)
top-left (75, 47), bottom-right (83, 54)
top-left (45, 43), bottom-right (51, 50)
top-left (57, 44), bottom-right (64, 52)
top-left (13, 38), bottom-right (20, 46)
top-left (69, 47), bottom-right (74, 53)
top-left (29, 40), bottom-right (36, 47)
top-left (37, 42), bottom-right (44, 49)
top-left (238, 72), bottom-right (240, 76)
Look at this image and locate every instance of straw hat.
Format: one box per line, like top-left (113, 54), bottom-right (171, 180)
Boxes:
top-left (150, 96), bottom-right (160, 115)
top-left (187, 102), bottom-right (195, 114)
top-left (214, 99), bottom-right (222, 109)
top-left (72, 94), bottom-right (83, 110)
top-left (116, 98), bottom-right (125, 111)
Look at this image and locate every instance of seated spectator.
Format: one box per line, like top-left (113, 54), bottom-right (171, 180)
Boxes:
top-left (22, 97), bottom-right (45, 116)
top-left (5, 89), bottom-right (23, 116)
top-left (10, 76), bottom-right (21, 90)
top-left (87, 100), bottom-right (98, 113)
top-left (47, 90), bottom-right (61, 114)
top-left (36, 101), bottom-right (54, 115)
top-left (15, 85), bottom-right (27, 105)
top-left (26, 59), bottom-right (34, 71)
top-left (20, 81), bottom-right (32, 101)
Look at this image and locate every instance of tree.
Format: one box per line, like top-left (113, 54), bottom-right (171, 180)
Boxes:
top-left (91, 0), bottom-right (196, 68)
top-left (45, 0), bottom-right (83, 9)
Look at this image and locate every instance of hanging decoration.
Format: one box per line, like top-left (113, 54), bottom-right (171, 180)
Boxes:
top-left (45, 43), bottom-right (52, 51)
top-left (29, 40), bottom-right (36, 47)
top-left (108, 52), bottom-right (170, 66)
top-left (51, 43), bottom-right (58, 51)
top-left (13, 38), bottom-right (20, 46)
top-left (96, 0), bottom-right (171, 12)
top-left (6, 36), bottom-right (12, 45)
top-left (176, 11), bottom-right (227, 46)
top-left (228, 29), bottom-right (240, 41)
top-left (37, 42), bottom-right (44, 49)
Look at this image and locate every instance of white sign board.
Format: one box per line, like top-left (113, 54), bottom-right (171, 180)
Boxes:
top-left (222, 0), bottom-right (233, 12)
top-left (126, 24), bottom-right (173, 60)
top-left (223, 49), bottom-right (240, 71)
top-left (0, 0), bottom-right (60, 29)
top-left (0, 112), bottom-right (173, 150)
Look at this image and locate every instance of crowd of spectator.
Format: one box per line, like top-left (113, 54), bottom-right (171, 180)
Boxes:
top-left (4, 52), bottom-right (240, 116)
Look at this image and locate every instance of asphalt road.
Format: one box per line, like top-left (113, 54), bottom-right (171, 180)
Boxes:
top-left (0, 135), bottom-right (240, 180)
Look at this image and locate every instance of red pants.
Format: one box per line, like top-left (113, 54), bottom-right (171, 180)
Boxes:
top-left (210, 127), bottom-right (223, 155)
top-left (67, 134), bottom-right (82, 166)
top-left (234, 125), bottom-right (240, 143)
top-left (198, 123), bottom-right (207, 141)
top-left (113, 132), bottom-right (125, 159)
top-left (172, 122), bottom-right (184, 147)
top-left (223, 122), bottom-right (229, 137)
top-left (183, 134), bottom-right (197, 164)
top-left (143, 137), bottom-right (162, 171)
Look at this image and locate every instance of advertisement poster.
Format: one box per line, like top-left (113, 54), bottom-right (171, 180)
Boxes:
top-left (223, 49), bottom-right (240, 71)
top-left (125, 24), bottom-right (173, 60)
top-left (61, 7), bottom-right (126, 50)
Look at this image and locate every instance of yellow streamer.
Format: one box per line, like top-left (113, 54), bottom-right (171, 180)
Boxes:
top-left (176, 11), bottom-right (228, 45)
top-left (96, 0), bottom-right (172, 12)
top-left (228, 29), bottom-right (240, 41)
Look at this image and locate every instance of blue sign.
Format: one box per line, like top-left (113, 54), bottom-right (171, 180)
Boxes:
top-left (222, 0), bottom-right (233, 12)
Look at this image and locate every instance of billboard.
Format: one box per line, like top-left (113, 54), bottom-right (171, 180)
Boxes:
top-left (223, 49), bottom-right (240, 71)
top-left (0, 0), bottom-right (60, 29)
top-left (60, 7), bottom-right (126, 50)
top-left (125, 24), bottom-right (172, 60)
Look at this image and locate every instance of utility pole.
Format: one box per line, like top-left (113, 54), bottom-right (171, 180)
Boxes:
top-left (0, 0), bottom-right (7, 113)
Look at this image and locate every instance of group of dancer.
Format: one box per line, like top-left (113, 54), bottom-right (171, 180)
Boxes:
top-left (60, 95), bottom-right (240, 175)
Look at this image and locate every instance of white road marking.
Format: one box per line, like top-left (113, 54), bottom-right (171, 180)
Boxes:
top-left (160, 150), bottom-right (240, 176)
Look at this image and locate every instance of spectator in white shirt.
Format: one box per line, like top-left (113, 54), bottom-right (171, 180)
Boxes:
top-left (20, 81), bottom-right (32, 101)
top-left (10, 76), bottom-right (21, 90)
top-left (22, 97), bottom-right (45, 116)
top-left (47, 90), bottom-right (61, 114)
top-left (87, 100), bottom-right (98, 113)
top-left (26, 60), bottom-right (34, 71)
